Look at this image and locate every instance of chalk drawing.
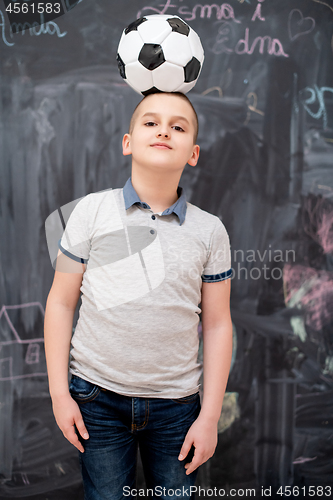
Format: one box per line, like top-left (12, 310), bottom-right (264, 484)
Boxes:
top-left (0, 303), bottom-right (46, 381)
top-left (323, 356), bottom-right (333, 375)
top-left (288, 10), bottom-right (315, 41)
top-left (218, 392), bottom-right (240, 433)
top-left (283, 264), bottom-right (333, 332)
top-left (302, 195), bottom-right (333, 254)
top-left (311, 0), bottom-right (333, 14)
top-left (293, 456), bottom-right (318, 464)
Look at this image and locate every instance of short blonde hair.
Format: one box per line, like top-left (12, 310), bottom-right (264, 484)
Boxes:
top-left (129, 92), bottom-right (199, 143)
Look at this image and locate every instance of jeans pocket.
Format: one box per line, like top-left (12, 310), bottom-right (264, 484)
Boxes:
top-left (171, 392), bottom-right (200, 404)
top-left (69, 375), bottom-right (100, 403)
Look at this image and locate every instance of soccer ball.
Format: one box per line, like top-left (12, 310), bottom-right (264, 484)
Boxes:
top-left (116, 15), bottom-right (204, 95)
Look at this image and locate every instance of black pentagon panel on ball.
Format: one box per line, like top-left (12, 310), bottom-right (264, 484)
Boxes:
top-left (167, 17), bottom-right (190, 36)
top-left (184, 57), bottom-right (201, 82)
top-left (116, 54), bottom-right (126, 79)
top-left (142, 87), bottom-right (162, 97)
top-left (125, 17), bottom-right (147, 35)
top-left (139, 44), bottom-right (165, 70)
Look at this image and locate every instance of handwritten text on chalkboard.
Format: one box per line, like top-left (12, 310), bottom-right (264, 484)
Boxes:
top-left (303, 85), bottom-right (333, 129)
top-left (0, 10), bottom-right (67, 46)
top-left (137, 1), bottom-right (291, 57)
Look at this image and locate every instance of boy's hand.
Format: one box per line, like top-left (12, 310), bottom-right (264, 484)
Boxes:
top-left (51, 393), bottom-right (89, 453)
top-left (178, 415), bottom-right (218, 475)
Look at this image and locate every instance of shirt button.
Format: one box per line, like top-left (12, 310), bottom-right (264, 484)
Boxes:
top-left (150, 229), bottom-right (155, 234)
top-left (151, 215), bottom-right (156, 220)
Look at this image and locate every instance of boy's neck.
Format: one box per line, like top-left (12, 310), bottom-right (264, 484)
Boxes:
top-left (131, 170), bottom-right (181, 213)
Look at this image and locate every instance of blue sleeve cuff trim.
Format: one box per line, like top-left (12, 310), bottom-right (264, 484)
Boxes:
top-left (202, 268), bottom-right (232, 282)
top-left (58, 240), bottom-right (87, 264)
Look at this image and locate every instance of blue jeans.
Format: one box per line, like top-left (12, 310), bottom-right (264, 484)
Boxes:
top-left (69, 375), bottom-right (201, 500)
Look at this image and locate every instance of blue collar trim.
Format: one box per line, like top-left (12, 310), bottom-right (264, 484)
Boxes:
top-left (123, 177), bottom-right (187, 225)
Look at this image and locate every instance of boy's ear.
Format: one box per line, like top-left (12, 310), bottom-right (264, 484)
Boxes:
top-left (122, 133), bottom-right (132, 156)
top-left (187, 144), bottom-right (200, 167)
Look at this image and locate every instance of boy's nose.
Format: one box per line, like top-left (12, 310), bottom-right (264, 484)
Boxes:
top-left (157, 132), bottom-right (169, 138)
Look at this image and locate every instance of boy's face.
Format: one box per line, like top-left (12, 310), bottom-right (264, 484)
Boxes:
top-left (122, 93), bottom-right (200, 174)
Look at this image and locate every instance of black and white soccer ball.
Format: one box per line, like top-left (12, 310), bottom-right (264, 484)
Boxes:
top-left (116, 15), bottom-right (204, 95)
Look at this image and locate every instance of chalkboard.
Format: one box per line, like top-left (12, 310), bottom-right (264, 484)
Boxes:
top-left (0, 0), bottom-right (333, 498)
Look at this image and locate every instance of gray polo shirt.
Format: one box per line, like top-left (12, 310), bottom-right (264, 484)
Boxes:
top-left (60, 178), bottom-right (231, 399)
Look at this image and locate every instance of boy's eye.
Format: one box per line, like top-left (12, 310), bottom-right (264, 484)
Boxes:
top-left (173, 125), bottom-right (184, 132)
top-left (145, 121), bottom-right (157, 126)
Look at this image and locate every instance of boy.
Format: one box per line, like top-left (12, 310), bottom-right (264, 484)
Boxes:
top-left (44, 92), bottom-right (233, 499)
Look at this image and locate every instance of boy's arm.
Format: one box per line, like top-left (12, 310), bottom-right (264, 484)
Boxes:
top-left (44, 255), bottom-right (89, 453)
top-left (178, 278), bottom-right (233, 474)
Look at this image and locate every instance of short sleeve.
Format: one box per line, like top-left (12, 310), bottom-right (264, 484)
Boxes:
top-left (59, 196), bottom-right (91, 264)
top-left (202, 218), bottom-right (232, 282)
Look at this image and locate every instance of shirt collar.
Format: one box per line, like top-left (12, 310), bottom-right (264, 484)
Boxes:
top-left (123, 177), bottom-right (187, 225)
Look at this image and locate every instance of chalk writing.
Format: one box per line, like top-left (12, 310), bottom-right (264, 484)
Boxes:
top-left (246, 92), bottom-right (264, 116)
top-left (201, 70), bottom-right (232, 96)
top-left (202, 86), bottom-right (223, 96)
top-left (235, 27), bottom-right (289, 56)
top-left (288, 9), bottom-right (315, 41)
top-left (251, 0), bottom-right (265, 22)
top-left (0, 9), bottom-right (67, 46)
top-left (179, 3), bottom-right (241, 22)
top-left (243, 92), bottom-right (265, 125)
top-left (209, 22), bottom-right (288, 57)
top-left (0, 9), bottom-right (14, 45)
top-left (137, 1), bottom-right (241, 23)
top-left (302, 85), bottom-right (333, 129)
top-left (137, 0), bottom-right (176, 17)
top-left (10, 12), bottom-right (67, 38)
top-left (138, 1), bottom-right (289, 57)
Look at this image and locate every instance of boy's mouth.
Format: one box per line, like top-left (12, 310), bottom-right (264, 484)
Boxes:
top-left (151, 142), bottom-right (172, 149)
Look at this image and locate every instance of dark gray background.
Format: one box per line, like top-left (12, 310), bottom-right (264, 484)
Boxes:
top-left (0, 0), bottom-right (332, 498)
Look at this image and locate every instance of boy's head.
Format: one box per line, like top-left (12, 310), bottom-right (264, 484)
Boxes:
top-left (129, 92), bottom-right (199, 144)
top-left (122, 92), bottom-right (200, 173)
